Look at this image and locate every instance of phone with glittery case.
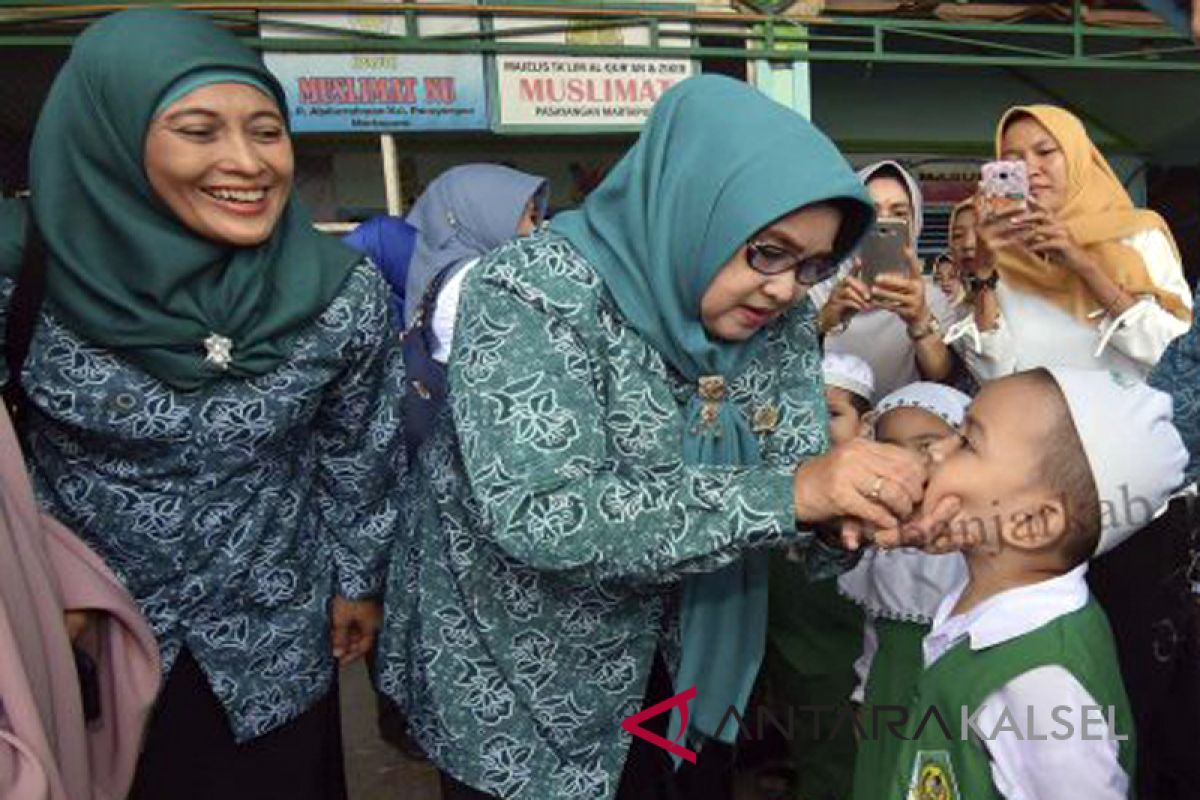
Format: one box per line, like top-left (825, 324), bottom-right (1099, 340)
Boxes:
top-left (980, 160), bottom-right (1029, 212)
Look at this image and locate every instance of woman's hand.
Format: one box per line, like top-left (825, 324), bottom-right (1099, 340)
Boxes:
top-left (819, 261), bottom-right (872, 334)
top-left (872, 495), bottom-right (966, 552)
top-left (870, 248), bottom-right (928, 327)
top-left (793, 439), bottom-right (928, 539)
top-left (330, 596), bottom-right (382, 667)
top-left (1021, 201), bottom-right (1098, 275)
top-left (973, 194), bottom-right (1033, 276)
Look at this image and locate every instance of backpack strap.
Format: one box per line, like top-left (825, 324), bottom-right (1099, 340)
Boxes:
top-left (4, 211), bottom-right (47, 420)
top-left (400, 262), bottom-right (462, 458)
top-left (404, 262), bottom-right (459, 345)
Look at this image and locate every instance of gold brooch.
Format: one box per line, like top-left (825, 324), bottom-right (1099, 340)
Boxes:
top-left (696, 375), bottom-right (727, 434)
top-left (751, 404), bottom-right (780, 434)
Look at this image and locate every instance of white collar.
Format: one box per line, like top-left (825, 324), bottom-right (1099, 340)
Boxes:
top-left (923, 564), bottom-right (1090, 667)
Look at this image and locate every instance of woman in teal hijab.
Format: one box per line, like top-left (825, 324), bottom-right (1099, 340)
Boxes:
top-left (12, 9), bottom-right (408, 799)
top-left (377, 74), bottom-right (929, 800)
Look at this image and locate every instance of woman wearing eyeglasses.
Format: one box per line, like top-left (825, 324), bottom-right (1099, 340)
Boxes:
top-left (375, 75), bottom-right (932, 800)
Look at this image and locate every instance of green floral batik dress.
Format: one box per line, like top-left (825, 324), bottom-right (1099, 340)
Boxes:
top-left (378, 230), bottom-right (849, 799)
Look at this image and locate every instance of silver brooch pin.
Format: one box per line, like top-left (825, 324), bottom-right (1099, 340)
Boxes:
top-left (203, 333), bottom-right (233, 370)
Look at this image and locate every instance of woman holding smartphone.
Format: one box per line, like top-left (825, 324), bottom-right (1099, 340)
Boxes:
top-left (951, 105), bottom-right (1192, 380)
top-left (813, 161), bottom-right (956, 400)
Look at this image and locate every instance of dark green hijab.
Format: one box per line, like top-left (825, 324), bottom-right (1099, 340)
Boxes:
top-left (554, 75), bottom-right (872, 751)
top-left (29, 8), bottom-right (358, 390)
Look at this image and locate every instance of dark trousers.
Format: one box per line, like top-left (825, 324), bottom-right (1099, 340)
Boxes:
top-left (1089, 494), bottom-right (1200, 799)
top-left (440, 653), bottom-right (735, 800)
top-left (129, 649), bottom-right (348, 800)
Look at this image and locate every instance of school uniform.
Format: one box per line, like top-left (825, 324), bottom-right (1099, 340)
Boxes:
top-left (882, 566), bottom-right (1134, 800)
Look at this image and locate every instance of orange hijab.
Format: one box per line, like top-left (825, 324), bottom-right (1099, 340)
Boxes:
top-left (993, 105), bottom-right (1190, 323)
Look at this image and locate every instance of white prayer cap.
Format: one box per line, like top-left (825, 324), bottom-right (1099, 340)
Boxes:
top-left (1045, 367), bottom-right (1188, 556)
top-left (874, 382), bottom-right (971, 429)
top-left (822, 353), bottom-right (874, 404)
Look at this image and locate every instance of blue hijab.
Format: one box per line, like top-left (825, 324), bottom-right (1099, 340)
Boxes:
top-left (343, 216), bottom-right (419, 327)
top-left (553, 75), bottom-right (872, 751)
top-left (402, 164), bottom-right (548, 325)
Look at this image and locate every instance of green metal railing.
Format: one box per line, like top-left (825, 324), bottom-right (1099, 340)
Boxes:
top-left (0, 0), bottom-right (1195, 71)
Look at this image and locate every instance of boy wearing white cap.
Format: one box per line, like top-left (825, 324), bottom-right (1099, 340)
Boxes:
top-left (822, 352), bottom-right (874, 445)
top-left (885, 367), bottom-right (1187, 800)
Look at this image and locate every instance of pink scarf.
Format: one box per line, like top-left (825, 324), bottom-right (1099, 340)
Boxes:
top-left (0, 405), bottom-right (159, 799)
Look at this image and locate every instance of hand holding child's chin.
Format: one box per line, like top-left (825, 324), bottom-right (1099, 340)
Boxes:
top-left (869, 494), bottom-right (966, 553)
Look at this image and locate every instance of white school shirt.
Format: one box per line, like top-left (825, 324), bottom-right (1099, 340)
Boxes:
top-left (428, 257), bottom-right (479, 364)
top-left (944, 229), bottom-right (1192, 382)
top-left (923, 565), bottom-right (1129, 800)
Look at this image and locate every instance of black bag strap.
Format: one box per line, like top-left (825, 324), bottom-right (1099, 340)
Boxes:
top-left (401, 261), bottom-right (462, 350)
top-left (4, 210), bottom-right (47, 418)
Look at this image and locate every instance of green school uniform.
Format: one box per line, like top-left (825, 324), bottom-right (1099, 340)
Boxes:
top-left (881, 599), bottom-right (1134, 800)
top-left (851, 618), bottom-right (929, 800)
top-left (768, 559), bottom-right (863, 800)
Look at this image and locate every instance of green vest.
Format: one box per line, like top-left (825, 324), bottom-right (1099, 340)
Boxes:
top-left (887, 599), bottom-right (1135, 800)
top-left (852, 618), bottom-right (930, 800)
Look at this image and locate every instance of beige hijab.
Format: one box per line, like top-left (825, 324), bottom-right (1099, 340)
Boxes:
top-left (993, 105), bottom-right (1190, 324)
top-left (0, 403), bottom-right (159, 800)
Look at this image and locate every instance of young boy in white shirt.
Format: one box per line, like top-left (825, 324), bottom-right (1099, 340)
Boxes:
top-left (884, 367), bottom-right (1187, 800)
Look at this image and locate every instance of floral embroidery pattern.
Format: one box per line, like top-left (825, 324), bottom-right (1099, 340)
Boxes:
top-left (11, 263), bottom-right (407, 742)
top-left (377, 231), bottom-right (834, 798)
top-left (1149, 309), bottom-right (1200, 486)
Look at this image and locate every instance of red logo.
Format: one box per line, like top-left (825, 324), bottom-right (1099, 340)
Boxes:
top-left (620, 687), bottom-right (698, 764)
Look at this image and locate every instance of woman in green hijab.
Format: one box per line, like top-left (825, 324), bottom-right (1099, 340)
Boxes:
top-left (376, 74), bottom-right (929, 800)
top-left (8, 9), bottom-right (407, 799)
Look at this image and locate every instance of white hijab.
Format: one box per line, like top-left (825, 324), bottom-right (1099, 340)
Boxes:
top-left (838, 382), bottom-right (969, 623)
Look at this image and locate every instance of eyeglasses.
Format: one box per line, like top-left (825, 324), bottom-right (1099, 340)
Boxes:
top-left (745, 240), bottom-right (840, 286)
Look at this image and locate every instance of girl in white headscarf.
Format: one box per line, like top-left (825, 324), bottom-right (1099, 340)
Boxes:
top-left (837, 382), bottom-right (970, 800)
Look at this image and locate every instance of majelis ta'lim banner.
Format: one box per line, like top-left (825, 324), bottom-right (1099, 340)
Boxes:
top-left (494, 16), bottom-right (696, 130)
top-left (260, 9), bottom-right (489, 133)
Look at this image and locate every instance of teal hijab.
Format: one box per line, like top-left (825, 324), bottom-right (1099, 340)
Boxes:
top-left (29, 8), bottom-right (358, 391)
top-left (553, 75), bottom-right (872, 751)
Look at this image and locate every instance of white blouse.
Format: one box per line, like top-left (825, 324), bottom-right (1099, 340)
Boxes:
top-left (945, 229), bottom-right (1193, 382)
top-left (429, 258), bottom-right (478, 364)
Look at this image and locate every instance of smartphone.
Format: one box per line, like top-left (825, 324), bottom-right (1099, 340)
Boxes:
top-left (980, 160), bottom-right (1029, 212)
top-left (858, 218), bottom-right (911, 284)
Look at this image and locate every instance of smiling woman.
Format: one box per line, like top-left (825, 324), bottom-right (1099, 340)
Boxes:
top-left (144, 84), bottom-right (294, 247)
top-left (6, 8), bottom-right (410, 800)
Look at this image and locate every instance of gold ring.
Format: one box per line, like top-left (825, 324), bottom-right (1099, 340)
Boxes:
top-left (868, 476), bottom-right (884, 501)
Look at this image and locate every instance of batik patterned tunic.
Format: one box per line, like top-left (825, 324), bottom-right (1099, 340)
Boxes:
top-left (2, 262), bottom-right (407, 742)
top-left (1150, 298), bottom-right (1200, 486)
top-left (379, 231), bottom-right (844, 799)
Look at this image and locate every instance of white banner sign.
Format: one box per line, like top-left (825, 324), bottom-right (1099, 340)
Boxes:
top-left (494, 18), bottom-right (695, 129)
